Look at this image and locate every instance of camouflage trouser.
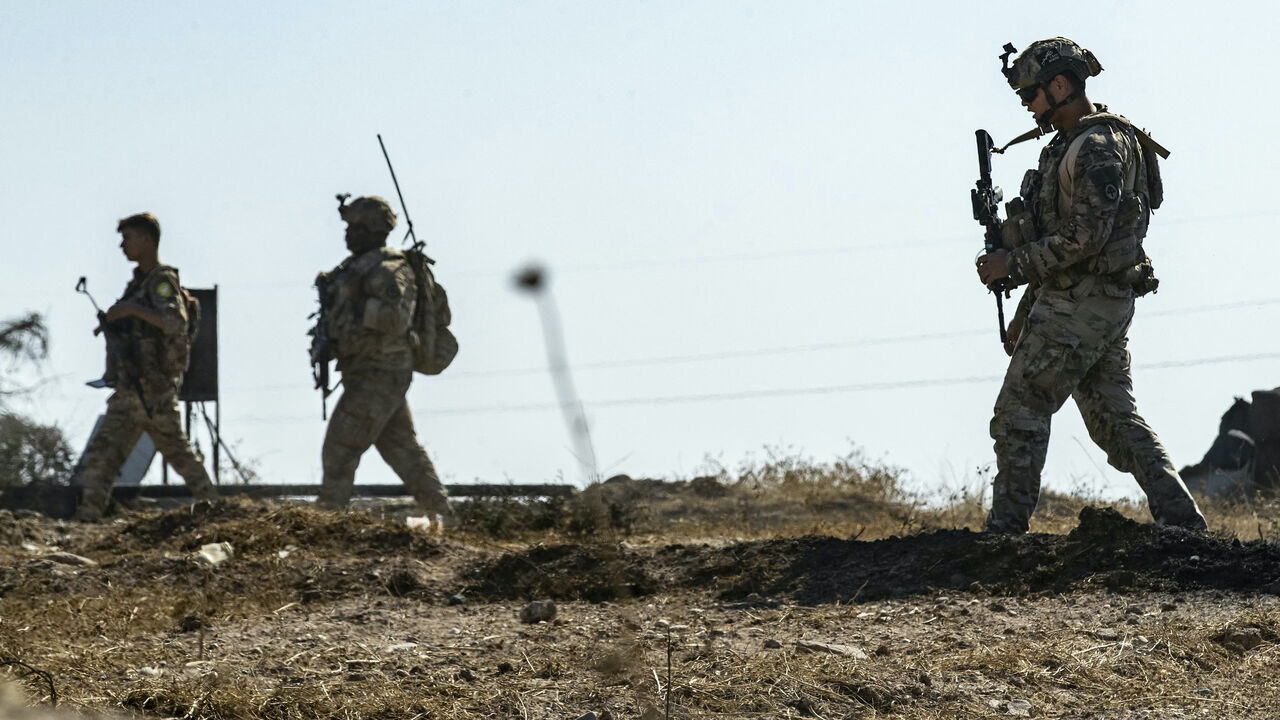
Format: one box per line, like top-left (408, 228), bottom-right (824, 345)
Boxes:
top-left (78, 380), bottom-right (218, 520)
top-left (987, 287), bottom-right (1206, 534)
top-left (319, 367), bottom-right (449, 513)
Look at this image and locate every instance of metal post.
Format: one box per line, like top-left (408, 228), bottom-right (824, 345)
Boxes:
top-left (214, 284), bottom-right (221, 486)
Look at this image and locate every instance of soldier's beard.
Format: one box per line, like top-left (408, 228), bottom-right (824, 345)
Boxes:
top-left (345, 231), bottom-right (387, 254)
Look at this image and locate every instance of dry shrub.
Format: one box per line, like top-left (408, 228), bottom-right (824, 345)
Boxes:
top-left (451, 448), bottom-right (1280, 542)
top-left (0, 414), bottom-right (74, 489)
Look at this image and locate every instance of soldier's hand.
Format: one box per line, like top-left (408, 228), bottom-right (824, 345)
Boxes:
top-left (1004, 316), bottom-right (1024, 357)
top-left (104, 301), bottom-right (135, 323)
top-left (976, 250), bottom-right (1011, 285)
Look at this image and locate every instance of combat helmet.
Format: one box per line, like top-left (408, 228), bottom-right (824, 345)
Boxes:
top-left (337, 194), bottom-right (397, 234)
top-left (1001, 38), bottom-right (1103, 124)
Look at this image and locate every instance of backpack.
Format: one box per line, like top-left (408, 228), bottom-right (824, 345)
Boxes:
top-left (164, 275), bottom-right (201, 376)
top-left (402, 248), bottom-right (457, 375)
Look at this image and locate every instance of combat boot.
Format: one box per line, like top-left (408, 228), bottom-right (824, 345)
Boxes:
top-left (435, 499), bottom-right (458, 531)
top-left (73, 499), bottom-right (107, 523)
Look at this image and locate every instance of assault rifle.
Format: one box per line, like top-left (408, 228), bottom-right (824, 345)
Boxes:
top-left (76, 276), bottom-right (151, 417)
top-left (970, 129), bottom-right (1010, 344)
top-left (309, 263), bottom-right (335, 420)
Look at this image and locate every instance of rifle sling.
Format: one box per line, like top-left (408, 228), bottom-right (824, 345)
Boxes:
top-left (995, 124), bottom-right (1170, 160)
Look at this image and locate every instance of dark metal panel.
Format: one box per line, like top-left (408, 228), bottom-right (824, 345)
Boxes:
top-left (181, 287), bottom-right (218, 402)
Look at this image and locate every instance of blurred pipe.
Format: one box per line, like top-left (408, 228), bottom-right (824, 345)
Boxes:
top-left (514, 264), bottom-right (599, 484)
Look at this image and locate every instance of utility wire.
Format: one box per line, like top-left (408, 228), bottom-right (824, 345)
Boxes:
top-left (225, 295), bottom-right (1280, 394)
top-left (234, 349), bottom-right (1280, 425)
top-left (218, 209), bottom-right (1280, 288)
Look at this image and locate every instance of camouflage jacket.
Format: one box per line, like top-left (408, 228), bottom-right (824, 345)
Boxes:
top-left (112, 264), bottom-right (191, 388)
top-left (1007, 104), bottom-right (1155, 297)
top-left (322, 247), bottom-right (417, 372)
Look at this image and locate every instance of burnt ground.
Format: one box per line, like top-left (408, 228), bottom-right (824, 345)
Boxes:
top-left (1, 498), bottom-right (1280, 718)
top-left (463, 506), bottom-right (1280, 604)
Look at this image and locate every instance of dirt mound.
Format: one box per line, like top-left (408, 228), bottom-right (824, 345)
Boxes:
top-left (0, 499), bottom-right (458, 606)
top-left (464, 542), bottom-right (656, 601)
top-left (110, 498), bottom-right (443, 557)
top-left (461, 508), bottom-right (1280, 603)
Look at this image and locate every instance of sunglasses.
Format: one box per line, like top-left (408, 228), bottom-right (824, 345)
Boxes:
top-left (1016, 85), bottom-right (1041, 103)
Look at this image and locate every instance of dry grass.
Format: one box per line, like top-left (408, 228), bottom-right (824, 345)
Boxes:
top-left (3, 452), bottom-right (1280, 718)
top-left (450, 449), bottom-right (1275, 543)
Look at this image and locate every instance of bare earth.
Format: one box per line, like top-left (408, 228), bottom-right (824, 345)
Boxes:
top-left (2, 492), bottom-right (1280, 719)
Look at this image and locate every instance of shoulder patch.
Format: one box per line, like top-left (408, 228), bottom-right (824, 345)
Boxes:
top-left (1086, 163), bottom-right (1123, 192)
top-left (155, 282), bottom-right (174, 299)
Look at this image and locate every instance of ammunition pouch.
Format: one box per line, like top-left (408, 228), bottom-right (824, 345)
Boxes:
top-left (1092, 230), bottom-right (1145, 276)
top-left (1001, 196), bottom-right (1037, 249)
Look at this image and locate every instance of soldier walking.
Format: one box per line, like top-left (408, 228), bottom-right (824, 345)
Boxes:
top-left (973, 38), bottom-right (1206, 533)
top-left (76, 213), bottom-right (218, 521)
top-left (313, 196), bottom-right (452, 520)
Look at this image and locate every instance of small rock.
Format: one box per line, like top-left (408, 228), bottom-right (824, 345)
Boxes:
top-left (795, 640), bottom-right (868, 659)
top-left (46, 552), bottom-right (96, 567)
top-left (987, 601), bottom-right (1008, 613)
top-left (575, 714), bottom-right (598, 720)
top-left (763, 638), bottom-right (782, 649)
top-left (1093, 628), bottom-right (1120, 642)
top-left (183, 661), bottom-right (216, 680)
top-left (520, 600), bottom-right (557, 624)
top-left (1216, 626), bottom-right (1264, 652)
top-left (1190, 687), bottom-right (1213, 696)
top-left (386, 643), bottom-right (418, 653)
top-left (1006, 699), bottom-right (1032, 716)
top-left (448, 593), bottom-right (467, 606)
top-left (1159, 602), bottom-right (1177, 612)
top-left (138, 666), bottom-right (163, 678)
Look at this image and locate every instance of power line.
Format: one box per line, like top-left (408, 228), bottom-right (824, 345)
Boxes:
top-left (224, 295), bottom-right (1280, 394)
top-left (234, 349), bottom-right (1280, 425)
top-left (218, 210), bottom-right (1280, 288)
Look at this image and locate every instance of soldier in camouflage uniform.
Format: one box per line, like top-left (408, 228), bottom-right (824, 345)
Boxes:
top-left (315, 196), bottom-right (452, 519)
top-left (974, 38), bottom-right (1206, 534)
top-left (76, 213), bottom-right (218, 521)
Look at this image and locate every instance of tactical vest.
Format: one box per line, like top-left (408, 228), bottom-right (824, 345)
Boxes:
top-left (115, 265), bottom-right (199, 384)
top-left (324, 247), bottom-right (415, 370)
top-left (1002, 108), bottom-right (1162, 296)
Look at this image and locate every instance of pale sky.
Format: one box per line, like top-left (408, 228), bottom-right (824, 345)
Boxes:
top-left (3, 1), bottom-right (1278, 502)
